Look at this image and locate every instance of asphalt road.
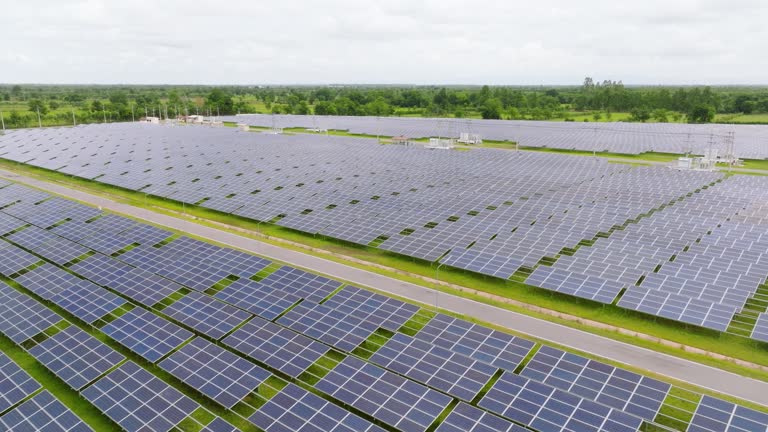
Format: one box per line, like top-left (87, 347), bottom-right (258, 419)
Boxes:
top-left (2, 168), bottom-right (767, 407)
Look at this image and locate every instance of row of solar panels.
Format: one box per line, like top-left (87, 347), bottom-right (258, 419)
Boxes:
top-left (0, 179), bottom-right (766, 431)
top-left (223, 114), bottom-right (768, 159)
top-left (2, 124), bottom-right (760, 339)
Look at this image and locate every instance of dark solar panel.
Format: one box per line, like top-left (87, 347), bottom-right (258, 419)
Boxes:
top-left (0, 390), bottom-right (93, 432)
top-left (0, 282), bottom-right (62, 344)
top-left (323, 285), bottom-right (420, 332)
top-left (248, 383), bottom-right (386, 432)
top-left (277, 303), bottom-right (379, 353)
top-left (214, 278), bottom-right (300, 320)
top-left (162, 291), bottom-right (252, 340)
top-left (159, 338), bottom-right (270, 408)
top-left (222, 317), bottom-right (330, 378)
top-left (260, 265), bottom-right (342, 303)
top-left (82, 361), bottom-right (199, 432)
top-left (415, 313), bottom-right (535, 371)
top-left (479, 371), bottom-right (643, 432)
top-left (370, 332), bottom-right (497, 401)
top-left (436, 402), bottom-right (527, 432)
top-left (689, 395), bottom-right (768, 432)
top-left (28, 326), bottom-right (124, 390)
top-left (316, 356), bottom-right (453, 432)
top-left (0, 353), bottom-right (42, 413)
top-left (200, 417), bottom-right (238, 432)
top-left (101, 308), bottom-right (192, 362)
top-left (0, 241), bottom-right (40, 276)
top-left (50, 280), bottom-right (126, 324)
top-left (13, 263), bottom-right (80, 300)
top-left (521, 346), bottom-right (671, 421)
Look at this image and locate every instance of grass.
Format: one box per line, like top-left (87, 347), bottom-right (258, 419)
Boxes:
top-left (3, 159), bottom-right (768, 381)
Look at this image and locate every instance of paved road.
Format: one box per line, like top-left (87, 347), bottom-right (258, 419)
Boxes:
top-left (2, 169), bottom-right (767, 407)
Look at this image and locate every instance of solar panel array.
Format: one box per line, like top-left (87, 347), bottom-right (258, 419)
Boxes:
top-left (28, 326), bottom-right (124, 390)
top-left (0, 177), bottom-right (767, 432)
top-left (82, 361), bottom-right (199, 432)
top-left (0, 353), bottom-right (42, 412)
top-left (158, 337), bottom-right (271, 408)
top-left (689, 395), bottom-right (768, 432)
top-left (225, 113), bottom-right (768, 158)
top-left (316, 356), bottom-right (453, 432)
top-left (0, 390), bottom-right (93, 432)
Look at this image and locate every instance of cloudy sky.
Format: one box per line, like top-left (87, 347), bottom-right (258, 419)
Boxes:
top-left (2, 0), bottom-right (766, 85)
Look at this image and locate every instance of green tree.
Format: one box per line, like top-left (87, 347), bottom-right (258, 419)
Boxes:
top-left (629, 106), bottom-right (651, 122)
top-left (651, 108), bottom-right (669, 122)
top-left (28, 99), bottom-right (49, 115)
top-left (592, 112), bottom-right (602, 122)
top-left (205, 88), bottom-right (235, 115)
top-left (480, 98), bottom-right (503, 119)
top-left (688, 104), bottom-right (715, 123)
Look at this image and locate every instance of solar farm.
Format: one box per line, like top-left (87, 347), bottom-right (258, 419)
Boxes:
top-left (223, 114), bottom-right (768, 159)
top-left (0, 122), bottom-right (767, 431)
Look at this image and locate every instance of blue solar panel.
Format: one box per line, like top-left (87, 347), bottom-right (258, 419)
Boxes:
top-left (223, 317), bottom-right (330, 378)
top-left (0, 390), bottom-right (93, 432)
top-left (0, 241), bottom-right (40, 276)
top-left (0, 282), bottom-right (62, 344)
top-left (277, 302), bottom-right (379, 353)
top-left (479, 371), bottom-right (643, 432)
top-left (101, 308), bottom-right (192, 362)
top-left (162, 291), bottom-right (252, 340)
top-left (200, 417), bottom-right (238, 432)
top-left (370, 332), bottom-right (497, 402)
top-left (259, 265), bottom-right (342, 303)
top-left (415, 313), bottom-right (535, 371)
top-left (248, 383), bottom-right (386, 432)
top-left (323, 285), bottom-right (420, 332)
top-left (108, 267), bottom-right (181, 307)
top-left (315, 356), bottom-right (453, 432)
top-left (13, 263), bottom-right (80, 300)
top-left (28, 326), bottom-right (124, 390)
top-left (436, 402), bottom-right (527, 432)
top-left (159, 338), bottom-right (270, 408)
top-left (751, 313), bottom-right (768, 343)
top-left (520, 345), bottom-right (671, 421)
top-left (0, 353), bottom-right (42, 413)
top-left (82, 361), bottom-right (199, 432)
top-left (50, 280), bottom-right (126, 324)
top-left (214, 278), bottom-right (300, 320)
top-left (689, 395), bottom-right (768, 432)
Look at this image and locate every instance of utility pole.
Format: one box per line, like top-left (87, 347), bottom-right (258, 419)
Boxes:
top-left (1, 111), bottom-right (5, 131)
top-left (102, 106), bottom-right (107, 123)
top-left (131, 105), bottom-right (135, 122)
top-left (37, 108), bottom-right (42, 128)
top-left (72, 109), bottom-right (76, 126)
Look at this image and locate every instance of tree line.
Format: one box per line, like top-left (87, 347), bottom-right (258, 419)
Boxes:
top-left (2, 81), bottom-right (768, 129)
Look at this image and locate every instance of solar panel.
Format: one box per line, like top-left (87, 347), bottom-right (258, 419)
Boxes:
top-left (520, 345), bottom-right (671, 421)
top-left (436, 402), bottom-right (528, 432)
top-left (0, 282), bottom-right (62, 344)
top-left (248, 383), bottom-right (386, 432)
top-left (6, 225), bottom-right (58, 250)
top-left (162, 291), bottom-right (252, 340)
top-left (370, 332), bottom-right (497, 401)
top-left (0, 241), bottom-right (40, 276)
top-left (751, 313), bottom-right (768, 343)
top-left (277, 303), bottom-right (379, 353)
top-left (107, 267), bottom-right (181, 307)
top-left (0, 390), bottom-right (93, 432)
top-left (689, 395), bottom-right (768, 432)
top-left (0, 213), bottom-right (27, 236)
top-left (82, 361), bottom-right (199, 432)
top-left (415, 313), bottom-right (535, 371)
top-left (0, 353), bottom-right (42, 413)
top-left (101, 308), bottom-right (192, 362)
top-left (479, 371), bottom-right (643, 432)
top-left (526, 266), bottom-right (625, 304)
top-left (32, 236), bottom-right (90, 266)
top-left (323, 285), bottom-right (420, 332)
top-left (259, 265), bottom-right (342, 303)
top-left (214, 278), bottom-right (300, 320)
top-left (222, 317), bottom-right (330, 378)
top-left (28, 326), bottom-right (124, 390)
top-left (50, 280), bottom-right (126, 324)
top-left (157, 257), bottom-right (231, 292)
top-left (69, 253), bottom-right (134, 287)
top-left (13, 263), bottom-right (80, 300)
top-left (316, 356), bottom-right (453, 432)
top-left (159, 337), bottom-right (271, 408)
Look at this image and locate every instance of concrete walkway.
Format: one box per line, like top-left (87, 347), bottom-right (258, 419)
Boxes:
top-left (2, 168), bottom-right (767, 407)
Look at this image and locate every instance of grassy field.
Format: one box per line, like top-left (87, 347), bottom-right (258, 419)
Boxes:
top-left (3, 159), bottom-right (768, 383)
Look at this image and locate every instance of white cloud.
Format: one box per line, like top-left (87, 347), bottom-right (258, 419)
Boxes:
top-left (0, 0), bottom-right (765, 84)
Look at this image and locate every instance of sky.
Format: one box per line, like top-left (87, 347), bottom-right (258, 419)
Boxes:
top-left (1, 0), bottom-right (767, 85)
